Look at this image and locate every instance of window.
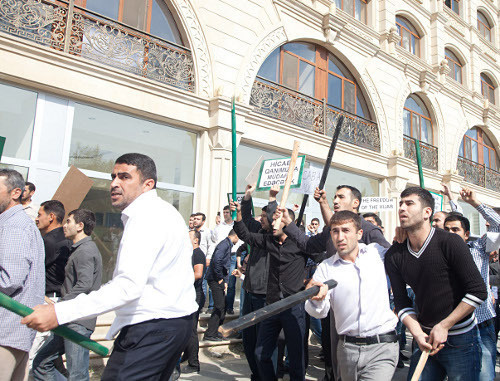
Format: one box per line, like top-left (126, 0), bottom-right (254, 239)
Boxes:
top-left (445, 0), bottom-right (460, 15)
top-left (78, 0), bottom-right (183, 44)
top-left (477, 11), bottom-right (492, 42)
top-left (335, 0), bottom-right (368, 24)
top-left (403, 95), bottom-right (433, 144)
top-left (0, 83), bottom-right (38, 160)
top-left (445, 49), bottom-right (462, 83)
top-left (257, 42), bottom-right (371, 118)
top-left (459, 128), bottom-right (499, 171)
top-left (396, 16), bottom-right (420, 56)
top-left (481, 73), bottom-right (495, 104)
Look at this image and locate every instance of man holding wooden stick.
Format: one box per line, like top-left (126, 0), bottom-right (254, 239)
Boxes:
top-left (385, 187), bottom-right (487, 380)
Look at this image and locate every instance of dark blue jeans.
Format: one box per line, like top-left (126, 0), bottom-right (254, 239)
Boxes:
top-left (33, 322), bottom-right (92, 381)
top-left (255, 302), bottom-right (306, 381)
top-left (225, 254), bottom-right (237, 311)
top-left (242, 292), bottom-right (267, 380)
top-left (478, 321), bottom-right (496, 381)
top-left (407, 326), bottom-right (481, 381)
top-left (102, 315), bottom-right (193, 380)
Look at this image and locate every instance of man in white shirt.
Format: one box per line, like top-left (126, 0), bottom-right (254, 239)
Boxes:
top-left (192, 212), bottom-right (212, 257)
top-left (21, 153), bottom-right (198, 380)
top-left (304, 210), bottom-right (398, 381)
top-left (22, 181), bottom-right (39, 222)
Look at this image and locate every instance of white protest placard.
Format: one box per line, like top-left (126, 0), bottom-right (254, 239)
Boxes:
top-left (291, 167), bottom-right (322, 195)
top-left (359, 197), bottom-right (396, 213)
top-left (245, 155), bottom-right (264, 185)
top-left (227, 192), bottom-right (245, 204)
top-left (429, 191), bottom-right (443, 212)
top-left (256, 155), bottom-right (306, 191)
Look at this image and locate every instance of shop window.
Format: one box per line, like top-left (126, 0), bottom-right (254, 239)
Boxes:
top-left (445, 48), bottom-right (463, 83)
top-left (481, 73), bottom-right (495, 104)
top-left (459, 127), bottom-right (499, 171)
top-left (334, 0), bottom-right (368, 24)
top-left (403, 95), bottom-right (433, 144)
top-left (396, 16), bottom-right (420, 57)
top-left (477, 11), bottom-right (493, 42)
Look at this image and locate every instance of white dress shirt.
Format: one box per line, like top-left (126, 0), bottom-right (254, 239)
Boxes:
top-left (23, 201), bottom-right (39, 222)
top-left (306, 243), bottom-right (397, 337)
top-left (198, 227), bottom-right (212, 257)
top-left (55, 190), bottom-right (198, 339)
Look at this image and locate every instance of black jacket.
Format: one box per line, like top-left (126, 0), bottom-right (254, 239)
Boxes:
top-left (205, 237), bottom-right (232, 283)
top-left (43, 227), bottom-right (72, 296)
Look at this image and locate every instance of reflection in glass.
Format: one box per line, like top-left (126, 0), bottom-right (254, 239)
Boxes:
top-left (283, 53), bottom-right (298, 90)
top-left (150, 0), bottom-right (183, 44)
top-left (328, 74), bottom-right (342, 108)
top-left (0, 83), bottom-right (37, 160)
top-left (344, 82), bottom-right (356, 114)
top-left (122, 0), bottom-right (147, 30)
top-left (70, 103), bottom-right (197, 187)
top-left (299, 61), bottom-right (315, 97)
top-left (283, 43), bottom-right (316, 63)
top-left (85, 0), bottom-right (119, 19)
top-left (484, 147), bottom-right (490, 168)
top-left (403, 110), bottom-right (411, 136)
top-left (258, 49), bottom-right (280, 82)
top-left (0, 163), bottom-right (28, 179)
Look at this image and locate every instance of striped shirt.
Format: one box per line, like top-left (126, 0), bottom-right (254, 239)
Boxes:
top-left (450, 202), bottom-right (500, 324)
top-left (0, 204), bottom-right (45, 352)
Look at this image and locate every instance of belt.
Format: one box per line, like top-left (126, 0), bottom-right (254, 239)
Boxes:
top-left (341, 330), bottom-right (398, 345)
top-left (45, 292), bottom-right (60, 298)
top-left (478, 318), bottom-right (495, 329)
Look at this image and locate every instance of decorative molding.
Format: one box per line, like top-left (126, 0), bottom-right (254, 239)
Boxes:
top-left (240, 27), bottom-right (288, 104)
top-left (174, 0), bottom-right (213, 97)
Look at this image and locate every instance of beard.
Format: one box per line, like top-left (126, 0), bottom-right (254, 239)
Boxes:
top-left (0, 199), bottom-right (10, 215)
top-left (401, 218), bottom-right (425, 233)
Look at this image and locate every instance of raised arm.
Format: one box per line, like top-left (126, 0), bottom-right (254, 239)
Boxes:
top-left (314, 187), bottom-right (333, 226)
top-left (231, 201), bottom-right (267, 249)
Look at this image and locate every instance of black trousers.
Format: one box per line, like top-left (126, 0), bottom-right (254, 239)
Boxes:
top-left (321, 312), bottom-right (334, 381)
top-left (205, 280), bottom-right (226, 337)
top-left (183, 290), bottom-right (205, 368)
top-left (242, 291), bottom-right (267, 380)
top-left (102, 315), bottom-right (193, 381)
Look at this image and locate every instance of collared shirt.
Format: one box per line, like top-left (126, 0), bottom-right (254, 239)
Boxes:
top-left (459, 204), bottom-right (500, 324)
top-left (198, 227), bottom-right (212, 257)
top-left (43, 227), bottom-right (72, 296)
top-left (60, 236), bottom-right (103, 331)
top-left (23, 201), bottom-right (39, 222)
top-left (55, 190), bottom-right (198, 339)
top-left (0, 204), bottom-right (45, 352)
top-left (306, 243), bottom-right (397, 336)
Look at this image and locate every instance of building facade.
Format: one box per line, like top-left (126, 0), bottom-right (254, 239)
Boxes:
top-left (1, 0), bottom-right (499, 280)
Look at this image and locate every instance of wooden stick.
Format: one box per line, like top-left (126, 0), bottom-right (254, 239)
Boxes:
top-left (410, 350), bottom-right (430, 381)
top-left (274, 140), bottom-right (300, 230)
top-left (218, 279), bottom-right (337, 337)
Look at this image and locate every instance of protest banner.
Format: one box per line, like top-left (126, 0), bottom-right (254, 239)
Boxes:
top-left (227, 192), bottom-right (245, 204)
top-left (291, 167), bottom-right (322, 195)
top-left (256, 155), bottom-right (305, 191)
top-left (245, 155), bottom-right (264, 185)
top-left (359, 197), bottom-right (396, 213)
top-left (429, 191), bottom-right (443, 212)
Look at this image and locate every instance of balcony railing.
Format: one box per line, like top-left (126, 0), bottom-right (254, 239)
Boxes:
top-left (0, 0), bottom-right (195, 92)
top-left (403, 135), bottom-right (438, 171)
top-left (457, 156), bottom-right (500, 192)
top-left (250, 76), bottom-right (381, 152)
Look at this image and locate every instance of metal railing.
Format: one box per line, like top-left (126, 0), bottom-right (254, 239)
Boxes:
top-left (0, 0), bottom-right (195, 92)
top-left (403, 135), bottom-right (438, 171)
top-left (457, 156), bottom-right (500, 192)
top-left (250, 76), bottom-right (381, 152)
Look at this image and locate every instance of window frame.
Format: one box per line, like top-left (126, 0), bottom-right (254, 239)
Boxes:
top-left (445, 49), bottom-right (463, 84)
top-left (335, 0), bottom-right (368, 24)
top-left (460, 128), bottom-right (499, 170)
top-left (477, 11), bottom-right (492, 42)
top-left (396, 16), bottom-right (420, 57)
top-left (445, 0), bottom-right (460, 15)
top-left (481, 73), bottom-right (496, 104)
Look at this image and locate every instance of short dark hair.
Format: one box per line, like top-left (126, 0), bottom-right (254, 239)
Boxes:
top-left (400, 187), bottom-right (434, 217)
top-left (444, 214), bottom-right (470, 233)
top-left (330, 210), bottom-right (362, 231)
top-left (435, 211), bottom-right (450, 218)
top-left (25, 181), bottom-right (36, 193)
top-left (195, 212), bottom-right (206, 221)
top-left (0, 169), bottom-right (25, 202)
top-left (228, 229), bottom-right (237, 237)
top-left (288, 209), bottom-right (295, 222)
top-left (40, 200), bottom-right (65, 224)
top-left (190, 213), bottom-right (196, 218)
top-left (311, 218), bottom-right (320, 224)
top-left (191, 229), bottom-right (201, 242)
top-left (262, 205), bottom-right (268, 213)
top-left (68, 209), bottom-right (96, 236)
top-left (223, 205), bottom-right (230, 211)
top-left (337, 185), bottom-right (362, 211)
top-left (362, 212), bottom-right (383, 227)
top-left (115, 153), bottom-right (157, 188)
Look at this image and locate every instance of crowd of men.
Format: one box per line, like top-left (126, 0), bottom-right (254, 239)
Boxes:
top-left (1, 151), bottom-right (500, 381)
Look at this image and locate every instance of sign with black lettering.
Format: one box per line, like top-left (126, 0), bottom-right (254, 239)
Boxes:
top-left (256, 156), bottom-right (305, 191)
top-left (359, 197), bottom-right (396, 212)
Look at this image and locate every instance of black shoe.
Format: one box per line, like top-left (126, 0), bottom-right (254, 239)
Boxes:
top-left (204, 335), bottom-right (223, 342)
top-left (397, 357), bottom-right (405, 368)
top-left (182, 365), bottom-right (200, 374)
top-left (226, 309), bottom-right (235, 315)
top-left (206, 308), bottom-right (214, 314)
top-left (399, 351), bottom-right (409, 361)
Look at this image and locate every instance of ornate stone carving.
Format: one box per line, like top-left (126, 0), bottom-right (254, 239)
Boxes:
top-left (240, 27), bottom-right (287, 104)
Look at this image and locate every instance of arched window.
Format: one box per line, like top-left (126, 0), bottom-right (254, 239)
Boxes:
top-left (477, 11), bottom-right (492, 42)
top-left (80, 0), bottom-right (183, 44)
top-left (396, 16), bottom-right (420, 56)
top-left (403, 95), bottom-right (433, 144)
top-left (257, 42), bottom-right (371, 118)
top-left (335, 0), bottom-right (368, 24)
top-left (459, 128), bottom-right (499, 171)
top-left (481, 73), bottom-right (495, 104)
top-left (445, 0), bottom-right (460, 15)
top-left (445, 49), bottom-right (463, 83)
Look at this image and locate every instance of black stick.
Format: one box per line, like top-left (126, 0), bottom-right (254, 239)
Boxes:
top-left (296, 115), bottom-right (344, 226)
top-left (218, 279), bottom-right (338, 337)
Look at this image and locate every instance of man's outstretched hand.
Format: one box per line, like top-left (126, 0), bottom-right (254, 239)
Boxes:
top-left (21, 304), bottom-right (59, 332)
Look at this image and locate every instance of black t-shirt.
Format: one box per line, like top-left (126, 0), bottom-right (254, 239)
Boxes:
top-left (192, 247), bottom-right (206, 292)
